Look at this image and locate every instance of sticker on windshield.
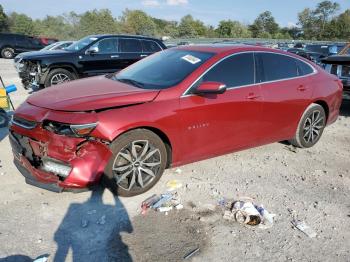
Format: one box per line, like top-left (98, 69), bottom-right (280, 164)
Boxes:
top-left (181, 55), bottom-right (201, 64)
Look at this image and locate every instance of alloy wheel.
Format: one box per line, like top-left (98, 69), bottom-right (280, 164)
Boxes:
top-left (302, 110), bottom-right (324, 144)
top-left (112, 140), bottom-right (162, 191)
top-left (50, 73), bottom-right (70, 85)
top-left (4, 50), bottom-right (12, 58)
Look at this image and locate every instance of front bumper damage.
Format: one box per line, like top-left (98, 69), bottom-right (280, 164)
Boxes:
top-left (15, 59), bottom-right (47, 89)
top-left (9, 106), bottom-right (113, 193)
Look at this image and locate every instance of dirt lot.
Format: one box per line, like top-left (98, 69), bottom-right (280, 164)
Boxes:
top-left (0, 58), bottom-right (349, 262)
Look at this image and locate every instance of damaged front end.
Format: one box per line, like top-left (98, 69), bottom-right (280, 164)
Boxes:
top-left (15, 59), bottom-right (44, 89)
top-left (9, 104), bottom-right (113, 193)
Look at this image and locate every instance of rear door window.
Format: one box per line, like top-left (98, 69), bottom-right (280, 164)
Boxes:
top-left (296, 60), bottom-right (314, 76)
top-left (142, 40), bottom-right (162, 53)
top-left (200, 53), bottom-right (255, 88)
top-left (119, 38), bottom-right (142, 53)
top-left (258, 53), bottom-right (298, 82)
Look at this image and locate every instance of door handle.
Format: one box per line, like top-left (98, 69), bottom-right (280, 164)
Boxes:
top-left (297, 85), bottom-right (307, 91)
top-left (246, 93), bottom-right (260, 100)
top-left (111, 55), bottom-right (119, 58)
top-left (140, 54), bottom-right (148, 57)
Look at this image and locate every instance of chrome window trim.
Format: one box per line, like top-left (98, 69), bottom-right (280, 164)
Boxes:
top-left (181, 50), bottom-right (318, 98)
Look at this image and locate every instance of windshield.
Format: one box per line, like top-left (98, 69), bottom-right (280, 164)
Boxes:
top-left (109, 49), bottom-right (214, 89)
top-left (65, 36), bottom-right (98, 51)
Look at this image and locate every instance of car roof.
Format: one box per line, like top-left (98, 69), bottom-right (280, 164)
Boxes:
top-left (322, 55), bottom-right (350, 65)
top-left (175, 44), bottom-right (290, 55)
top-left (88, 34), bottom-right (162, 41)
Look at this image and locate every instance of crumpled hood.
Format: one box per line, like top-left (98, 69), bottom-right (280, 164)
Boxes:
top-left (27, 76), bottom-right (160, 112)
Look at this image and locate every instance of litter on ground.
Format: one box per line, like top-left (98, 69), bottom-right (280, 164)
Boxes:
top-left (292, 220), bottom-right (317, 238)
top-left (166, 179), bottom-right (183, 191)
top-left (223, 198), bottom-right (275, 229)
top-left (141, 191), bottom-right (182, 215)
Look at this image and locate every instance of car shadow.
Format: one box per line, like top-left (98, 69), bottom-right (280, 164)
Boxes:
top-left (53, 187), bottom-right (133, 262)
top-left (0, 127), bottom-right (9, 142)
top-left (0, 254), bottom-right (49, 262)
top-left (340, 100), bottom-right (350, 117)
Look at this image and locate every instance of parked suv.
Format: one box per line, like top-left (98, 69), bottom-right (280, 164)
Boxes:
top-left (14, 34), bottom-right (166, 89)
top-left (0, 33), bottom-right (45, 59)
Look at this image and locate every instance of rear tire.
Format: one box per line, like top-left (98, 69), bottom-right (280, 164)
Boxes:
top-left (44, 68), bottom-right (76, 88)
top-left (103, 129), bottom-right (167, 197)
top-left (289, 103), bottom-right (326, 148)
top-left (1, 47), bottom-right (14, 59)
top-left (0, 110), bottom-right (9, 128)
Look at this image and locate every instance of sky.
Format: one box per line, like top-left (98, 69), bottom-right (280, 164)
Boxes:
top-left (1, 0), bottom-right (350, 27)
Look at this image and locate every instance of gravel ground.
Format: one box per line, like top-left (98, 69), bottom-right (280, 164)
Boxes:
top-left (0, 58), bottom-right (349, 262)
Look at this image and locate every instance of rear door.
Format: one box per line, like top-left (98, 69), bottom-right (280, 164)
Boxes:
top-left (256, 52), bottom-right (314, 143)
top-left (79, 37), bottom-right (120, 76)
top-left (118, 38), bottom-right (143, 68)
top-left (14, 35), bottom-right (35, 52)
top-left (179, 52), bottom-right (263, 162)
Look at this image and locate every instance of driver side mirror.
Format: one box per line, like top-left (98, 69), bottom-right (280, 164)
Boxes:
top-left (194, 81), bottom-right (227, 95)
top-left (85, 46), bottom-right (99, 55)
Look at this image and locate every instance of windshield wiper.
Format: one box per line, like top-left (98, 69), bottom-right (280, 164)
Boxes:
top-left (116, 78), bottom-right (145, 88)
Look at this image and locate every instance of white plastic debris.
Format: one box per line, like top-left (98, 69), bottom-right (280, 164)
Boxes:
top-left (224, 200), bottom-right (275, 228)
top-left (175, 204), bottom-right (184, 210)
top-left (292, 220), bottom-right (317, 238)
top-left (175, 168), bottom-right (182, 174)
top-left (158, 206), bottom-right (173, 212)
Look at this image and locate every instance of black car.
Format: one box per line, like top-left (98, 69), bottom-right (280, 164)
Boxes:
top-left (323, 55), bottom-right (350, 100)
top-left (14, 34), bottom-right (166, 89)
top-left (304, 44), bottom-right (344, 56)
top-left (287, 48), bottom-right (326, 66)
top-left (0, 33), bottom-right (45, 59)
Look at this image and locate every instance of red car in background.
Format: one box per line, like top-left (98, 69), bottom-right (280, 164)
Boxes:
top-left (37, 37), bottom-right (58, 46)
top-left (9, 45), bottom-right (343, 196)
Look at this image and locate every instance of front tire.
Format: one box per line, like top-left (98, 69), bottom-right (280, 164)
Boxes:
top-left (1, 47), bottom-right (14, 59)
top-left (103, 129), bottom-right (167, 197)
top-left (44, 68), bottom-right (76, 87)
top-left (289, 103), bottom-right (326, 148)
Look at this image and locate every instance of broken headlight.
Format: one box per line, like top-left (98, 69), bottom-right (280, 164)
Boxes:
top-left (43, 120), bottom-right (97, 137)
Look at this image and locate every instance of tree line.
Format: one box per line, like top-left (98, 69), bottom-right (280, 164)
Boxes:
top-left (0, 1), bottom-right (349, 41)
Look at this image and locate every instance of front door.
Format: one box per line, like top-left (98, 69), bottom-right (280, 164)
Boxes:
top-left (179, 52), bottom-right (264, 162)
top-left (79, 37), bottom-right (121, 76)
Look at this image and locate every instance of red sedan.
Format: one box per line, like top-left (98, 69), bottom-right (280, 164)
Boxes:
top-left (9, 45), bottom-right (343, 196)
